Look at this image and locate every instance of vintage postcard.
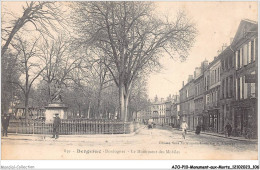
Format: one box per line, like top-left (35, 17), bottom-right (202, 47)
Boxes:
top-left (1, 1), bottom-right (258, 163)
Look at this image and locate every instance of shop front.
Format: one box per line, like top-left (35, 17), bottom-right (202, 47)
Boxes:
top-left (233, 99), bottom-right (257, 138)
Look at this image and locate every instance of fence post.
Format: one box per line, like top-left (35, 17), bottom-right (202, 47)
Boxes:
top-left (123, 122), bottom-right (125, 134)
top-left (33, 120), bottom-right (35, 135)
top-left (16, 120), bottom-right (18, 134)
top-left (112, 120), bottom-right (114, 135)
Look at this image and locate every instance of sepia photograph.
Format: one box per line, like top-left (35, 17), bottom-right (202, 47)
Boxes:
top-left (1, 0), bottom-right (258, 165)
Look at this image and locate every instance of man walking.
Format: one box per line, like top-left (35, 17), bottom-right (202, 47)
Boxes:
top-left (225, 122), bottom-right (232, 137)
top-left (181, 120), bottom-right (188, 139)
top-left (2, 113), bottom-right (10, 137)
top-left (52, 113), bottom-right (61, 139)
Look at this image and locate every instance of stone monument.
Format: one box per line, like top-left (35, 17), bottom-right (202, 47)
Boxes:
top-left (44, 95), bottom-right (68, 123)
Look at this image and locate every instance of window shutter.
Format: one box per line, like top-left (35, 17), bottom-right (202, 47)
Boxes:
top-left (244, 76), bottom-right (248, 99)
top-left (243, 44), bottom-right (248, 65)
top-left (235, 79), bottom-right (238, 100)
top-left (240, 77), bottom-right (243, 99)
top-left (240, 48), bottom-right (243, 68)
top-left (248, 41), bottom-right (251, 63)
top-left (235, 51), bottom-right (238, 69)
top-left (253, 39), bottom-right (256, 61)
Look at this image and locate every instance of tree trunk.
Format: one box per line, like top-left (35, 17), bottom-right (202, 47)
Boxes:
top-left (124, 92), bottom-right (130, 122)
top-left (119, 82), bottom-right (131, 122)
top-left (24, 92), bottom-right (29, 123)
top-left (119, 84), bottom-right (125, 122)
top-left (87, 101), bottom-right (91, 119)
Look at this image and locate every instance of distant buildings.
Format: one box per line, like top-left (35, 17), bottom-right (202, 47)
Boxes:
top-left (136, 95), bottom-right (180, 127)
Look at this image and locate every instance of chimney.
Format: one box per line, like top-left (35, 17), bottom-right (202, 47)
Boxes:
top-left (201, 60), bottom-right (208, 71)
top-left (195, 67), bottom-right (201, 77)
top-left (182, 81), bottom-right (184, 87)
top-left (188, 75), bottom-right (193, 82)
top-left (230, 38), bottom-right (233, 45)
top-left (161, 98), bottom-right (164, 102)
top-left (222, 43), bottom-right (227, 51)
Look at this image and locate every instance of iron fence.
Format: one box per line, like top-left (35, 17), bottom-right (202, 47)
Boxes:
top-left (8, 119), bottom-right (140, 135)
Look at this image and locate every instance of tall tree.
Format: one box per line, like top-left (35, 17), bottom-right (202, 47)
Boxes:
top-left (1, 51), bottom-right (22, 114)
top-left (11, 37), bottom-right (45, 120)
top-left (1, 1), bottom-right (65, 56)
top-left (72, 2), bottom-right (197, 121)
top-left (39, 36), bottom-right (83, 104)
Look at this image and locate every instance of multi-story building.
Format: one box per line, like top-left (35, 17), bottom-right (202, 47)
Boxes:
top-left (194, 60), bottom-right (208, 129)
top-left (170, 95), bottom-right (180, 127)
top-left (179, 75), bottom-right (195, 130)
top-left (165, 100), bottom-right (172, 125)
top-left (231, 19), bottom-right (258, 138)
top-left (219, 45), bottom-right (235, 134)
top-left (150, 99), bottom-right (166, 125)
top-left (206, 56), bottom-right (221, 133)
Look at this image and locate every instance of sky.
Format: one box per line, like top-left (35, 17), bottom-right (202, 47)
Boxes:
top-left (1, 1), bottom-right (258, 100)
top-left (147, 1), bottom-right (258, 100)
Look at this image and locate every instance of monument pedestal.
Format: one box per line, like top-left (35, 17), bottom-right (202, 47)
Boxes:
top-left (44, 102), bottom-right (68, 123)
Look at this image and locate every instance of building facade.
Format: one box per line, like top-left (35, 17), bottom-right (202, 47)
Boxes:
top-left (232, 19), bottom-right (258, 138)
top-left (194, 61), bottom-right (208, 129)
top-left (179, 76), bottom-right (195, 130)
top-left (219, 46), bottom-right (235, 134)
top-left (179, 19), bottom-right (258, 139)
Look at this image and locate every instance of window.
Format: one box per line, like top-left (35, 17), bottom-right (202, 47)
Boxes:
top-left (229, 55), bottom-right (233, 68)
top-left (243, 44), bottom-right (248, 65)
top-left (244, 76), bottom-right (248, 99)
top-left (240, 77), bottom-right (243, 99)
top-left (215, 91), bottom-right (217, 105)
top-left (230, 76), bottom-right (233, 97)
top-left (252, 38), bottom-right (257, 62)
top-left (207, 94), bottom-right (210, 104)
top-left (226, 77), bottom-right (228, 98)
top-left (250, 71), bottom-right (256, 98)
top-left (248, 41), bottom-right (251, 64)
top-left (204, 77), bottom-right (207, 90)
top-left (240, 48), bottom-right (243, 68)
top-left (237, 78), bottom-right (240, 100)
top-left (225, 57), bottom-right (228, 70)
top-left (250, 83), bottom-right (256, 98)
top-left (222, 80), bottom-right (225, 99)
top-left (237, 50), bottom-right (242, 68)
top-left (236, 51), bottom-right (238, 69)
top-left (218, 67), bottom-right (220, 81)
top-left (215, 70), bottom-right (217, 83)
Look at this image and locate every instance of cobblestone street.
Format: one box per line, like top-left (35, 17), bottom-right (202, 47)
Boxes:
top-left (1, 126), bottom-right (257, 160)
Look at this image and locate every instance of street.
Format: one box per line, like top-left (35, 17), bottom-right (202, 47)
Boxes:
top-left (1, 126), bottom-right (258, 160)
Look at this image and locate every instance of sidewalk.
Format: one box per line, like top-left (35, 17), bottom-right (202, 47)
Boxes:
top-left (162, 125), bottom-right (258, 143)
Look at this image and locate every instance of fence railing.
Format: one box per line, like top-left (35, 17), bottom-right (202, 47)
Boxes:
top-left (8, 119), bottom-right (141, 135)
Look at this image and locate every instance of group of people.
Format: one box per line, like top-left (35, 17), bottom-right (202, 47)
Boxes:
top-left (180, 120), bottom-right (233, 139)
top-left (1, 113), bottom-right (61, 139)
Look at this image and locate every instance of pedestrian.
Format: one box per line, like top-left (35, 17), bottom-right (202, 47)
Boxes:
top-left (225, 123), bottom-right (232, 137)
top-left (195, 125), bottom-right (201, 135)
top-left (181, 120), bottom-right (188, 139)
top-left (52, 113), bottom-right (61, 139)
top-left (2, 113), bottom-right (10, 137)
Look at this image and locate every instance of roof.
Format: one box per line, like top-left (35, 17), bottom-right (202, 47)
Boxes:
top-left (231, 19), bottom-right (258, 47)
